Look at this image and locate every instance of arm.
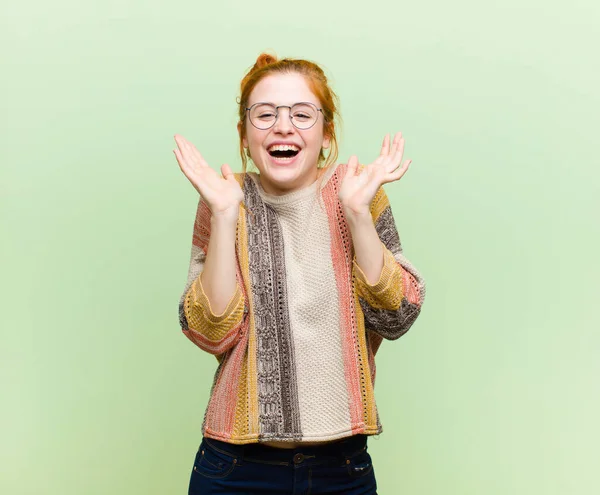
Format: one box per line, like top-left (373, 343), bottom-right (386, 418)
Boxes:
top-left (178, 198), bottom-right (247, 355)
top-left (346, 209), bottom-right (384, 285)
top-left (339, 133), bottom-right (425, 340)
top-left (173, 135), bottom-right (247, 355)
top-left (200, 214), bottom-right (239, 315)
top-left (351, 187), bottom-right (426, 340)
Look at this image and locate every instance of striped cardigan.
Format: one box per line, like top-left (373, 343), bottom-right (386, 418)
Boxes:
top-left (178, 163), bottom-right (426, 444)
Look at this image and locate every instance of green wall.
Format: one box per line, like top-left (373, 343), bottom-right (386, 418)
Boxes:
top-left (2, 1), bottom-right (598, 493)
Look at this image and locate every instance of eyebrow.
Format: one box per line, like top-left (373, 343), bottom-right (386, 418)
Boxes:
top-left (248, 101), bottom-right (319, 107)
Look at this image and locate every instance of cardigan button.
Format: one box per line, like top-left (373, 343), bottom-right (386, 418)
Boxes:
top-left (293, 453), bottom-right (304, 464)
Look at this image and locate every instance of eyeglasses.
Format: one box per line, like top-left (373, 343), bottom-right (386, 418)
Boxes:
top-left (245, 102), bottom-right (323, 130)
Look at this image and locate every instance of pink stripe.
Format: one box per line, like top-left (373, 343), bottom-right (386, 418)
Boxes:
top-left (400, 265), bottom-right (421, 305)
top-left (204, 261), bottom-right (250, 436)
top-left (204, 328), bottom-right (248, 436)
top-left (321, 167), bottom-right (364, 430)
top-left (193, 201), bottom-right (212, 249)
top-left (183, 323), bottom-right (243, 355)
top-left (187, 198), bottom-right (250, 437)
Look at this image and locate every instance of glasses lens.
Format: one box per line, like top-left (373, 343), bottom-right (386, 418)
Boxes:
top-left (290, 103), bottom-right (318, 129)
top-left (249, 104), bottom-right (277, 129)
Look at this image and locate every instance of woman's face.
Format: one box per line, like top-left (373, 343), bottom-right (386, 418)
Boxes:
top-left (240, 72), bottom-right (331, 195)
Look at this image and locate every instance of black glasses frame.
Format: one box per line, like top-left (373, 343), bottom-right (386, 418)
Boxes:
top-left (245, 102), bottom-right (324, 130)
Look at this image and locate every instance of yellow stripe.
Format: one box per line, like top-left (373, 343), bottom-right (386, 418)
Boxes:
top-left (353, 248), bottom-right (404, 310)
top-left (354, 292), bottom-right (378, 427)
top-left (184, 281), bottom-right (244, 341)
top-left (232, 357), bottom-right (249, 438)
top-left (370, 187), bottom-right (390, 223)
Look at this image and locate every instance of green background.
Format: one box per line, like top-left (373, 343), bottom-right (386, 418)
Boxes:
top-left (2, 1), bottom-right (599, 493)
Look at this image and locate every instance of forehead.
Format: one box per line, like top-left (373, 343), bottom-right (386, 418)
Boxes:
top-left (248, 72), bottom-right (320, 106)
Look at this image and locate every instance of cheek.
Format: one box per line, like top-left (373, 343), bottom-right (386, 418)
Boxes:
top-left (246, 130), bottom-right (266, 150)
top-left (307, 133), bottom-right (326, 152)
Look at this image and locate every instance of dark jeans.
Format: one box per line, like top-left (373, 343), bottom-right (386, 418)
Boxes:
top-left (188, 434), bottom-right (378, 494)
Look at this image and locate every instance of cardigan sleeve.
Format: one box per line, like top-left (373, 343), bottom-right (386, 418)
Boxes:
top-left (178, 197), bottom-right (247, 355)
top-left (352, 187), bottom-right (426, 340)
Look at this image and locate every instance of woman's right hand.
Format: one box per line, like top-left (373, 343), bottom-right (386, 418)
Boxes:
top-left (173, 134), bottom-right (244, 223)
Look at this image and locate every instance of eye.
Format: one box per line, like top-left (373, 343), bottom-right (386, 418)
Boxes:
top-left (250, 104), bottom-right (278, 121)
top-left (293, 112), bottom-right (311, 120)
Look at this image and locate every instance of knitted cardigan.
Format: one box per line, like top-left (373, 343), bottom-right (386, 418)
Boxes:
top-left (178, 162), bottom-right (426, 445)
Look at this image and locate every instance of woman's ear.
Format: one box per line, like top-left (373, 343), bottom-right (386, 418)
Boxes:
top-left (238, 122), bottom-right (248, 148)
top-left (322, 123), bottom-right (333, 150)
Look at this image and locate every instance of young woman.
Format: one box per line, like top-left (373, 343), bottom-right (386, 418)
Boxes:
top-left (174, 53), bottom-right (426, 495)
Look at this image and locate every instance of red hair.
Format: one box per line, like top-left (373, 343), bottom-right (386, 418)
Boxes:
top-left (237, 52), bottom-right (341, 173)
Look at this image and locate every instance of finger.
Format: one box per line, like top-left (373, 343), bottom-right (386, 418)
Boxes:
top-left (395, 135), bottom-right (405, 161)
top-left (183, 140), bottom-right (208, 167)
top-left (173, 148), bottom-right (199, 182)
top-left (173, 148), bottom-right (185, 171)
top-left (175, 135), bottom-right (209, 169)
top-left (221, 163), bottom-right (234, 181)
top-left (174, 135), bottom-right (194, 161)
top-left (388, 159), bottom-right (411, 182)
top-left (345, 155), bottom-right (359, 178)
top-left (379, 134), bottom-right (390, 157)
top-left (387, 137), bottom-right (405, 173)
top-left (389, 132), bottom-right (402, 156)
top-left (174, 148), bottom-right (198, 186)
top-left (175, 134), bottom-right (192, 147)
top-left (174, 134), bottom-right (188, 151)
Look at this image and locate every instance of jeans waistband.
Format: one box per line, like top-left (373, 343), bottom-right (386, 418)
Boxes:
top-left (203, 434), bottom-right (368, 465)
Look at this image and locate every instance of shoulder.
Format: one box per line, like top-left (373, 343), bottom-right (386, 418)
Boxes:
top-left (233, 171), bottom-right (261, 191)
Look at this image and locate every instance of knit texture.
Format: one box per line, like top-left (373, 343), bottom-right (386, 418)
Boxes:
top-left (178, 162), bottom-right (426, 444)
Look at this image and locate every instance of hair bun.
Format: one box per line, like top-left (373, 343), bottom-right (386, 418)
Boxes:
top-left (254, 52), bottom-right (278, 69)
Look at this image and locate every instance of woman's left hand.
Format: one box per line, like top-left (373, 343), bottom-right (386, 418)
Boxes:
top-left (338, 132), bottom-right (412, 217)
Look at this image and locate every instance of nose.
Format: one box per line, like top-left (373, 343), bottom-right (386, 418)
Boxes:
top-left (272, 107), bottom-right (295, 134)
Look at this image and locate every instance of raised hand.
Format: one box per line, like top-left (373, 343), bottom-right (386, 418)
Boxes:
top-left (338, 132), bottom-right (412, 217)
top-left (173, 134), bottom-right (244, 222)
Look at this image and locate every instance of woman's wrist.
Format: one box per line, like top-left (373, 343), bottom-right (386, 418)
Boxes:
top-left (210, 211), bottom-right (239, 231)
top-left (344, 207), bottom-right (372, 229)
top-left (345, 209), bottom-right (384, 285)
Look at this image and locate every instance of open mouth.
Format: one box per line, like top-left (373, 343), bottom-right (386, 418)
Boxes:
top-left (267, 144), bottom-right (300, 159)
